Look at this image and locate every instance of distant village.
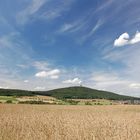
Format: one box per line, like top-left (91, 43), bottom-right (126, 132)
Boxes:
top-left (115, 99), bottom-right (140, 105)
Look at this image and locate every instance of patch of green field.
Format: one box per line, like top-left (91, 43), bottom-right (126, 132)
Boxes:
top-left (56, 100), bottom-right (71, 105)
top-left (0, 96), bottom-right (18, 103)
top-left (0, 95), bottom-right (113, 105)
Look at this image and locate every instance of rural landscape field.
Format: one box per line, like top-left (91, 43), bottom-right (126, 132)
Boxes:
top-left (1, 0), bottom-right (140, 140)
top-left (0, 104), bottom-right (140, 140)
top-left (0, 87), bottom-right (140, 140)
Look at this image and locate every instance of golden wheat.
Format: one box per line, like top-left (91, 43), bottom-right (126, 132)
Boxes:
top-left (0, 104), bottom-right (140, 140)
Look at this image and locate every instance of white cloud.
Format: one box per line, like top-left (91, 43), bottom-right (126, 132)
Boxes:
top-left (89, 19), bottom-right (104, 35)
top-left (0, 86), bottom-right (9, 89)
top-left (114, 31), bottom-right (140, 47)
top-left (24, 80), bottom-right (29, 83)
top-left (80, 19), bottom-right (104, 43)
top-left (0, 32), bottom-right (21, 48)
top-left (91, 72), bottom-right (127, 87)
top-left (0, 33), bottom-right (32, 59)
top-left (50, 75), bottom-right (59, 79)
top-left (114, 32), bottom-right (129, 47)
top-left (57, 12), bottom-right (90, 34)
top-left (17, 64), bottom-right (29, 69)
top-left (63, 78), bottom-right (82, 84)
top-left (33, 61), bottom-right (49, 70)
top-left (40, 0), bottom-right (75, 20)
top-left (95, 0), bottom-right (113, 13)
top-left (130, 31), bottom-right (140, 44)
top-left (34, 86), bottom-right (46, 90)
top-left (92, 73), bottom-right (118, 82)
top-left (35, 69), bottom-right (60, 79)
top-left (59, 24), bottom-right (75, 32)
top-left (129, 83), bottom-right (140, 89)
top-left (17, 0), bottom-right (75, 25)
top-left (16, 0), bottom-right (47, 24)
top-left (87, 72), bottom-right (140, 96)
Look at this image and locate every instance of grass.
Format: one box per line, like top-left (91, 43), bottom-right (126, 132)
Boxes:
top-left (0, 104), bottom-right (140, 140)
top-left (0, 96), bottom-right (18, 103)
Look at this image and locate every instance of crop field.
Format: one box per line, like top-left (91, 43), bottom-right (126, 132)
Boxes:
top-left (0, 104), bottom-right (140, 140)
top-left (0, 95), bottom-right (114, 105)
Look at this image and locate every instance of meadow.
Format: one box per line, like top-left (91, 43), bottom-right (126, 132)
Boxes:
top-left (0, 104), bottom-right (140, 140)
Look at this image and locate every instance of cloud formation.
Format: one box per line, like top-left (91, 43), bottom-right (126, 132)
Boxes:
top-left (17, 0), bottom-right (46, 24)
top-left (0, 86), bottom-right (9, 89)
top-left (33, 61), bottom-right (49, 70)
top-left (34, 86), bottom-right (46, 90)
top-left (63, 78), bottom-right (82, 84)
top-left (24, 80), bottom-right (29, 83)
top-left (16, 0), bottom-right (75, 25)
top-left (130, 31), bottom-right (140, 44)
top-left (114, 31), bottom-right (140, 47)
top-left (129, 83), bottom-right (140, 89)
top-left (35, 69), bottom-right (60, 79)
top-left (114, 32), bottom-right (129, 47)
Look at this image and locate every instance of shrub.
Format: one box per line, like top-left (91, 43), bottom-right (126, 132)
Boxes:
top-left (97, 102), bottom-right (103, 105)
top-left (85, 101), bottom-right (92, 105)
top-left (19, 100), bottom-right (57, 105)
top-left (6, 100), bottom-right (12, 104)
top-left (57, 102), bottom-right (64, 105)
top-left (66, 100), bottom-right (79, 105)
top-left (19, 101), bottom-right (46, 104)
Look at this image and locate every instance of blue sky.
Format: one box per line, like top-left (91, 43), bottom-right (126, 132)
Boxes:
top-left (0, 0), bottom-right (140, 96)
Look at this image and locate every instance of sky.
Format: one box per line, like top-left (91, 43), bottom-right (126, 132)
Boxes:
top-left (0, 0), bottom-right (140, 97)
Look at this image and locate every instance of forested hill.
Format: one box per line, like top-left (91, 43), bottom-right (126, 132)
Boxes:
top-left (0, 86), bottom-right (139, 100)
top-left (0, 89), bottom-right (35, 96)
top-left (38, 86), bottom-right (140, 100)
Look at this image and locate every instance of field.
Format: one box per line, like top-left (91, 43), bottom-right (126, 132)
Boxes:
top-left (0, 104), bottom-right (140, 140)
top-left (0, 95), bottom-right (114, 105)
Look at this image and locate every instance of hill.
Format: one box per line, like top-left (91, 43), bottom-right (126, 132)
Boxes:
top-left (0, 86), bottom-right (139, 100)
top-left (38, 86), bottom-right (140, 100)
top-left (0, 89), bottom-right (35, 96)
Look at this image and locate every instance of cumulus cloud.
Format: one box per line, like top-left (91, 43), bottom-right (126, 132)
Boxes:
top-left (114, 32), bottom-right (129, 47)
top-left (114, 31), bottom-right (140, 47)
top-left (63, 78), bottom-right (82, 84)
top-left (35, 69), bottom-right (60, 79)
top-left (130, 31), bottom-right (140, 44)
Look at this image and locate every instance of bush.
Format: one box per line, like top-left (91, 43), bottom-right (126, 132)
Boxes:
top-left (19, 100), bottom-right (57, 105)
top-left (19, 101), bottom-right (46, 104)
top-left (96, 102), bottom-right (103, 105)
top-left (57, 102), bottom-right (64, 105)
top-left (85, 101), bottom-right (92, 105)
top-left (66, 100), bottom-right (79, 105)
top-left (6, 100), bottom-right (12, 104)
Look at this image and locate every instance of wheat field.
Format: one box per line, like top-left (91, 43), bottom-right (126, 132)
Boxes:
top-left (0, 104), bottom-right (140, 140)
